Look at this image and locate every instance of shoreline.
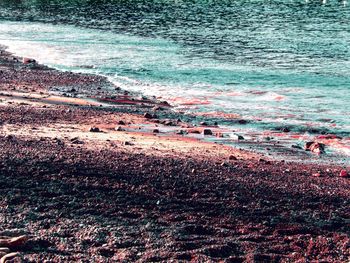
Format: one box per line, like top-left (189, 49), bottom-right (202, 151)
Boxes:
top-left (2, 43), bottom-right (349, 166)
top-left (0, 47), bottom-right (349, 261)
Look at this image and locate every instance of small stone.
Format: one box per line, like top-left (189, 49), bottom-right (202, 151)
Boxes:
top-left (143, 113), bottom-right (153, 119)
top-left (339, 170), bottom-right (348, 178)
top-left (115, 126), bottom-right (124, 131)
top-left (229, 155), bottom-right (237, 160)
top-left (305, 142), bottom-right (325, 154)
top-left (313, 172), bottom-right (321, 177)
top-left (118, 120), bottom-right (125, 125)
top-left (200, 122), bottom-right (208, 126)
top-left (70, 137), bottom-right (83, 144)
top-left (152, 106), bottom-right (163, 111)
top-left (238, 119), bottom-right (247, 124)
top-left (202, 129), bottom-right (213, 135)
top-left (161, 100), bottom-right (170, 106)
top-left (230, 134), bottom-right (244, 140)
top-left (216, 132), bottom-right (224, 138)
top-left (164, 121), bottom-right (172, 126)
top-left (175, 130), bottom-right (184, 135)
top-left (89, 127), bottom-right (100, 132)
top-left (22, 57), bottom-right (36, 64)
top-left (124, 141), bottom-right (134, 146)
top-left (153, 129), bottom-right (159, 133)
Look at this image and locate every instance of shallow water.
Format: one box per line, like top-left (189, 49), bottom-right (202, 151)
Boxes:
top-left (0, 0), bottom-right (349, 158)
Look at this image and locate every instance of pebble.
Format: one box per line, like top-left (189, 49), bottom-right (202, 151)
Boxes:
top-left (230, 134), bottom-right (244, 140)
top-left (304, 142), bottom-right (325, 154)
top-left (89, 127), bottom-right (101, 132)
top-left (22, 57), bottom-right (36, 64)
top-left (176, 130), bottom-right (186, 135)
top-left (202, 129), bottom-right (213, 136)
top-left (229, 155), bottom-right (237, 160)
top-left (339, 170), bottom-right (348, 178)
top-left (152, 106), bottom-right (163, 111)
top-left (313, 172), bottom-right (321, 177)
top-left (143, 113), bottom-right (153, 119)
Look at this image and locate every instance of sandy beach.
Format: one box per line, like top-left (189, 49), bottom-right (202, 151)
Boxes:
top-left (0, 47), bottom-right (349, 262)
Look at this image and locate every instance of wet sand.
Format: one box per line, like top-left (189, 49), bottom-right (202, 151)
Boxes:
top-left (0, 47), bottom-right (349, 262)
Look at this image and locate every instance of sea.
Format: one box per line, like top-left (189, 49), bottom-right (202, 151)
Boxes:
top-left (0, 0), bottom-right (349, 160)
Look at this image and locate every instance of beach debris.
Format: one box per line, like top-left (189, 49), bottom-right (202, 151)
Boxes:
top-left (153, 129), bottom-right (160, 133)
top-left (304, 142), bottom-right (325, 154)
top-left (200, 121), bottom-right (208, 126)
top-left (115, 126), bottom-right (125, 131)
top-left (22, 57), bottom-right (36, 64)
top-left (339, 170), bottom-right (348, 178)
top-left (124, 141), bottom-right (134, 146)
top-left (202, 129), bottom-right (213, 135)
top-left (89, 127), bottom-right (101, 132)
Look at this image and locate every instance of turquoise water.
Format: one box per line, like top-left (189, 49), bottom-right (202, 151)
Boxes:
top-left (0, 0), bottom-right (349, 156)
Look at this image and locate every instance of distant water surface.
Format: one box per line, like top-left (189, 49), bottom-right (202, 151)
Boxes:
top-left (0, 0), bottom-right (349, 156)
